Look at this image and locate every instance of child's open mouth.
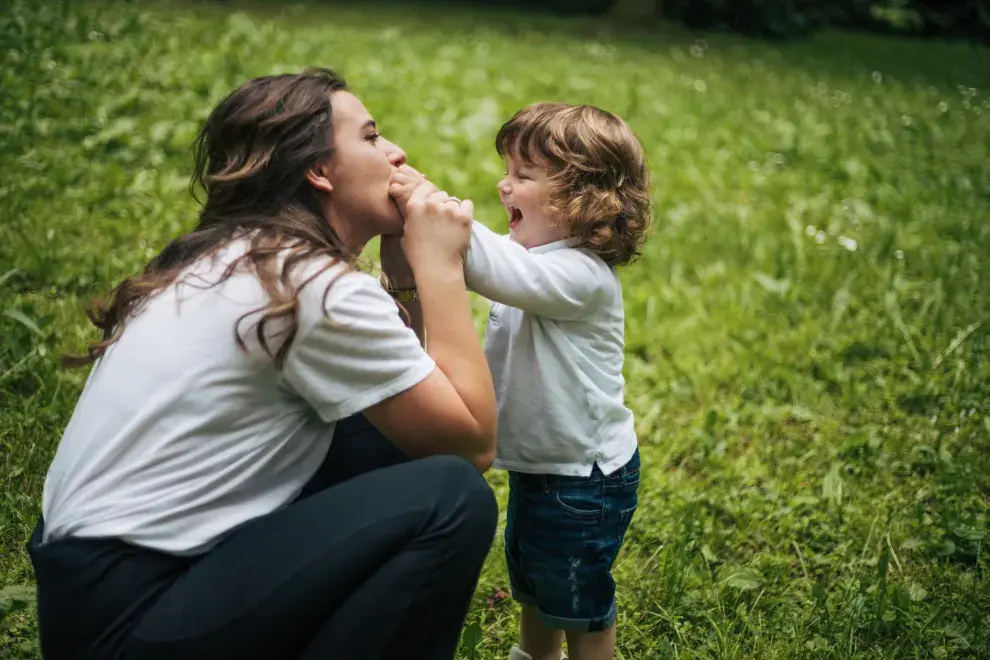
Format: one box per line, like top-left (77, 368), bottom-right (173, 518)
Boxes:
top-left (508, 206), bottom-right (523, 230)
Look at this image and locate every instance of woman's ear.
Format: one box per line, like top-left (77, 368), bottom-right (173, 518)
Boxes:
top-left (306, 166), bottom-right (334, 194)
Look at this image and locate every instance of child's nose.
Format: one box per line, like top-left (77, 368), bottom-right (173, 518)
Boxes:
top-left (497, 178), bottom-right (511, 195)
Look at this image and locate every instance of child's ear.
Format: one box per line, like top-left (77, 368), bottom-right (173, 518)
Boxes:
top-left (306, 166), bottom-right (333, 194)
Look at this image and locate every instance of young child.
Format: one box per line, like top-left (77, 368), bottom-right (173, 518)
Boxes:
top-left (392, 102), bottom-right (651, 660)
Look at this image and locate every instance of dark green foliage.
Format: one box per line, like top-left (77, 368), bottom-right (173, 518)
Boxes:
top-left (661, 0), bottom-right (839, 39)
top-left (658, 0), bottom-right (990, 41)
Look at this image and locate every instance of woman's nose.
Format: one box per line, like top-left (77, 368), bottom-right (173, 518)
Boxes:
top-left (387, 144), bottom-right (407, 168)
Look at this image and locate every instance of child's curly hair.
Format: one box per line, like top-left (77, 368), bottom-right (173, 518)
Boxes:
top-left (495, 102), bottom-right (652, 267)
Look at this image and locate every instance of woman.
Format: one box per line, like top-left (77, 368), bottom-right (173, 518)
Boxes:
top-left (28, 68), bottom-right (498, 660)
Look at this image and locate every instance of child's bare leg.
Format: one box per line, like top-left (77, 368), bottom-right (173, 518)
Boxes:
top-left (520, 605), bottom-right (565, 660)
top-left (565, 624), bottom-right (616, 660)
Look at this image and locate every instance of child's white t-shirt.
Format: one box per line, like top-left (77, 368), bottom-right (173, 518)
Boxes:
top-left (464, 221), bottom-right (637, 477)
top-left (40, 240), bottom-right (435, 555)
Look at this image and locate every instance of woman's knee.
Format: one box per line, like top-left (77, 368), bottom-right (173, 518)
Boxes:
top-left (423, 454), bottom-right (498, 545)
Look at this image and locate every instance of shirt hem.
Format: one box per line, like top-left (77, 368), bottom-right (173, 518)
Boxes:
top-left (493, 437), bottom-right (638, 477)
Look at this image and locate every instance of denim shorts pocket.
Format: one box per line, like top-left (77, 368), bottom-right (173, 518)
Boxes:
top-left (553, 483), bottom-right (604, 521)
top-left (616, 503), bottom-right (637, 542)
top-left (623, 450), bottom-right (641, 486)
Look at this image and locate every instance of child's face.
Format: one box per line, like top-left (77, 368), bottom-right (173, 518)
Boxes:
top-left (497, 154), bottom-right (568, 250)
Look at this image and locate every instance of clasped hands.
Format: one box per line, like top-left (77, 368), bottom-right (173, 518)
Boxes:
top-left (381, 165), bottom-right (473, 289)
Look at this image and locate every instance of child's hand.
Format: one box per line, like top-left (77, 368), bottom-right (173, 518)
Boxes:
top-left (389, 165), bottom-right (429, 218)
top-left (400, 179), bottom-right (474, 274)
top-left (383, 166), bottom-right (436, 288)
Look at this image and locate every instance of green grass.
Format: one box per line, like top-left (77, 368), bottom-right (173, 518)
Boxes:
top-left (2, 0), bottom-right (989, 657)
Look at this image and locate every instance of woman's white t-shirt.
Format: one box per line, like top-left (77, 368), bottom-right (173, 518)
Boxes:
top-left (40, 240), bottom-right (435, 556)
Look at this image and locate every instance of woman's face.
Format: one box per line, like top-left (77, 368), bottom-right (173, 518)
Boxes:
top-left (319, 91), bottom-right (407, 249)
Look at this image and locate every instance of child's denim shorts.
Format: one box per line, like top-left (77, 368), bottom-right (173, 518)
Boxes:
top-left (504, 448), bottom-right (640, 632)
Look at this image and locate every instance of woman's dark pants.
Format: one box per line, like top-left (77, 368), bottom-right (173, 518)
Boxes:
top-left (27, 415), bottom-right (497, 659)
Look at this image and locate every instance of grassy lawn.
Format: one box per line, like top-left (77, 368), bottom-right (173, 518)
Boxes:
top-left (2, 0), bottom-right (989, 657)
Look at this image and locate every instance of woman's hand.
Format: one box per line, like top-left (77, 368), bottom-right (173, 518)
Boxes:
top-left (390, 175), bottom-right (473, 277)
top-left (372, 169), bottom-right (494, 471)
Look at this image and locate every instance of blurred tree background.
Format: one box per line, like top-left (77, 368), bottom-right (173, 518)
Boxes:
top-left (436, 0), bottom-right (990, 41)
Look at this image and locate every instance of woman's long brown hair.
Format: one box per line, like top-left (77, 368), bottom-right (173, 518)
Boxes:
top-left (64, 68), bottom-right (352, 369)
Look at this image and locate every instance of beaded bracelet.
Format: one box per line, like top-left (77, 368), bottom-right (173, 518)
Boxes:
top-left (379, 273), bottom-right (419, 302)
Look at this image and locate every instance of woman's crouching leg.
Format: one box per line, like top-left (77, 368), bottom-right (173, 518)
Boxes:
top-left (300, 454), bottom-right (498, 659)
top-left (124, 455), bottom-right (496, 660)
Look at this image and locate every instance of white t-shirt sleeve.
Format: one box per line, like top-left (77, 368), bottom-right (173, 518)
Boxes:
top-left (282, 272), bottom-right (436, 422)
top-left (464, 220), bottom-right (609, 320)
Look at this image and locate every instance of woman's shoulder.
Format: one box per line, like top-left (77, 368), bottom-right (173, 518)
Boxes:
top-left (293, 256), bottom-right (395, 328)
top-left (211, 237), bottom-right (374, 299)
top-left (294, 255), bottom-right (379, 301)
top-left (188, 238), bottom-right (390, 333)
